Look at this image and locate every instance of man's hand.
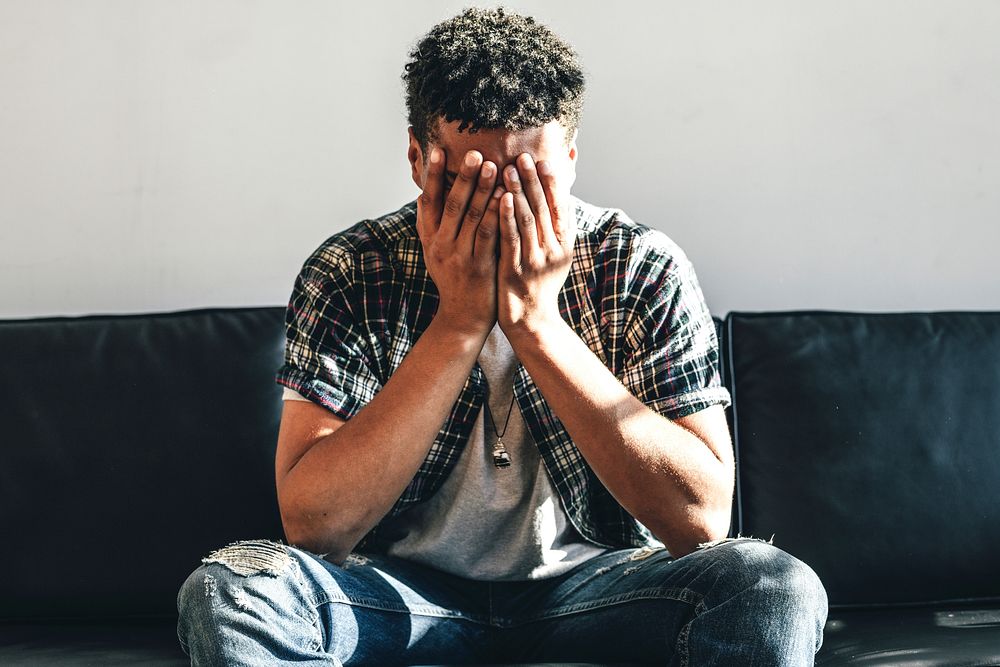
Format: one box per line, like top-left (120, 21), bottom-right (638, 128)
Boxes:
top-left (497, 152), bottom-right (577, 338)
top-left (417, 147), bottom-right (504, 338)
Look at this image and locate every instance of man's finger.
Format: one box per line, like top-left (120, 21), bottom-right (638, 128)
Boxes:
top-left (458, 161), bottom-right (497, 257)
top-left (440, 150), bottom-right (483, 241)
top-left (536, 158), bottom-right (567, 246)
top-left (418, 147), bottom-right (446, 238)
top-left (474, 185), bottom-right (503, 264)
top-left (517, 153), bottom-right (556, 247)
top-left (498, 190), bottom-right (521, 269)
top-left (503, 164), bottom-right (538, 260)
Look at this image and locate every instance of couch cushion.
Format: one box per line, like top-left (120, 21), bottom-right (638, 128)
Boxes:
top-left (0, 308), bottom-right (288, 621)
top-left (0, 619), bottom-right (188, 666)
top-left (724, 311), bottom-right (1000, 608)
top-left (817, 604), bottom-right (1000, 666)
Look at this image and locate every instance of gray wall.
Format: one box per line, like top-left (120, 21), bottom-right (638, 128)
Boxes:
top-left (2, 0), bottom-right (998, 319)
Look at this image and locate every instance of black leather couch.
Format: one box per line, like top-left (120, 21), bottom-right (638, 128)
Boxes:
top-left (2, 306), bottom-right (998, 666)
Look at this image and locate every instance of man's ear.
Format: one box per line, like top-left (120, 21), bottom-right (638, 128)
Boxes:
top-left (407, 127), bottom-right (424, 190)
top-left (565, 128), bottom-right (579, 191)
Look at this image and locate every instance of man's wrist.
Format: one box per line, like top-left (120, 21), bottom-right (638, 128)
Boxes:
top-left (427, 313), bottom-right (493, 350)
top-left (502, 308), bottom-right (568, 349)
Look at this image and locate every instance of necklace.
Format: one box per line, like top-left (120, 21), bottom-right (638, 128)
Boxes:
top-left (485, 391), bottom-right (516, 468)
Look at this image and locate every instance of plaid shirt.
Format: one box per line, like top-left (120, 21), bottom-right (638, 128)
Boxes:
top-left (276, 195), bottom-right (732, 550)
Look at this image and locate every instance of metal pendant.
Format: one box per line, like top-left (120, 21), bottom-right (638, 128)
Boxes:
top-left (492, 438), bottom-right (511, 468)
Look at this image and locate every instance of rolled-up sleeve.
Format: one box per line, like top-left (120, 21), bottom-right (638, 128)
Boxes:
top-left (620, 250), bottom-right (731, 421)
top-left (274, 249), bottom-right (383, 421)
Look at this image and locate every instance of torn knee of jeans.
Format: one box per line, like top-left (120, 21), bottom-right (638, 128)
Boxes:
top-left (201, 539), bottom-right (293, 577)
top-left (696, 533), bottom-right (776, 550)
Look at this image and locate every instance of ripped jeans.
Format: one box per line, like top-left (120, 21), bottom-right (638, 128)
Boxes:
top-left (176, 536), bottom-right (828, 666)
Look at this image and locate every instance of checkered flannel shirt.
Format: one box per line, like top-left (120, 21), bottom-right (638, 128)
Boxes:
top-left (275, 195), bottom-right (732, 550)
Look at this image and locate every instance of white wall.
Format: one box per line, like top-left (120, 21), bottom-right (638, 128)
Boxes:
top-left (2, 0), bottom-right (998, 318)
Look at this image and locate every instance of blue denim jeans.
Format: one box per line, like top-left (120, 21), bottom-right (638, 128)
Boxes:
top-left (176, 536), bottom-right (828, 666)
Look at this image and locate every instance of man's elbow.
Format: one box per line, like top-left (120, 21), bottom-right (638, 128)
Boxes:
top-left (653, 505), bottom-right (733, 559)
top-left (280, 507), bottom-right (355, 564)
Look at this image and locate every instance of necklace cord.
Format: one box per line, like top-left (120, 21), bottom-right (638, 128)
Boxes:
top-left (485, 383), bottom-right (516, 468)
top-left (485, 392), bottom-right (517, 439)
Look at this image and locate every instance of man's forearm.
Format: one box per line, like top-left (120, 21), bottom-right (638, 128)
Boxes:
top-left (278, 317), bottom-right (488, 563)
top-left (507, 315), bottom-right (732, 557)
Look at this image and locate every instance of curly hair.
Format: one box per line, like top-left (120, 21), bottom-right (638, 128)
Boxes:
top-left (403, 6), bottom-right (586, 154)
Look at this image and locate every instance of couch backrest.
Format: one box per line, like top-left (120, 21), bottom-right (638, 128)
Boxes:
top-left (0, 307), bottom-right (288, 621)
top-left (9, 307), bottom-right (996, 619)
top-left (723, 311), bottom-right (1000, 608)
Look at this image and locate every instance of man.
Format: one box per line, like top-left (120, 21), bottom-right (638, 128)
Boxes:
top-left (177, 7), bottom-right (828, 665)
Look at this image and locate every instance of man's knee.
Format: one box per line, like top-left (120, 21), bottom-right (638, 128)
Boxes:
top-left (737, 541), bottom-right (825, 603)
top-left (711, 539), bottom-right (829, 636)
top-left (176, 539), bottom-right (331, 659)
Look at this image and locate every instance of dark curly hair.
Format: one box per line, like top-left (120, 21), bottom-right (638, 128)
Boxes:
top-left (403, 6), bottom-right (586, 155)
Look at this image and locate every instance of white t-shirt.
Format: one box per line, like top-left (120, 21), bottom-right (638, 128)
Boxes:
top-left (282, 322), bottom-right (610, 580)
